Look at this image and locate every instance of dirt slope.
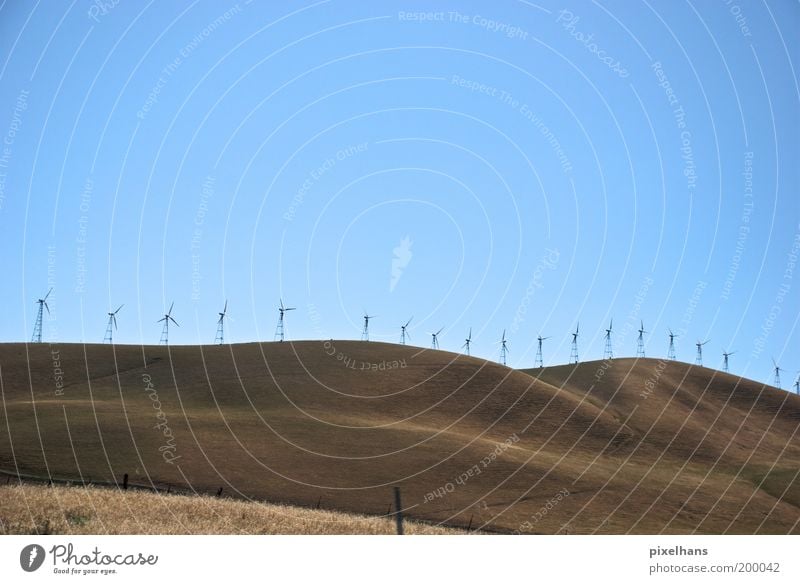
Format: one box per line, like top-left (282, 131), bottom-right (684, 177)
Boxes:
top-left (1, 343), bottom-right (798, 533)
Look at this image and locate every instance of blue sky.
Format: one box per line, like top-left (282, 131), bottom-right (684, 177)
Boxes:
top-left (0, 1), bottom-right (797, 386)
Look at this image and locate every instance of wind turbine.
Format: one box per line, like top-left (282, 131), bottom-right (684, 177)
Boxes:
top-left (667, 329), bottom-right (677, 360)
top-left (430, 327), bottom-right (443, 350)
top-left (462, 328), bottom-right (472, 356)
top-left (274, 299), bottom-right (295, 342)
top-left (569, 322), bottom-right (579, 364)
top-left (636, 321), bottom-right (647, 358)
top-left (361, 312), bottom-right (376, 341)
top-left (31, 288), bottom-right (52, 343)
top-left (400, 317), bottom-right (413, 345)
top-left (695, 339), bottom-right (710, 367)
top-left (104, 304), bottom-right (123, 344)
top-left (535, 335), bottom-right (550, 368)
top-left (772, 358), bottom-right (784, 389)
top-left (498, 330), bottom-right (509, 366)
top-left (603, 319), bottom-right (614, 360)
top-left (722, 350), bottom-right (736, 373)
top-left (158, 302), bottom-right (179, 345)
top-left (215, 300), bottom-right (228, 345)
top-left (793, 372), bottom-right (799, 395)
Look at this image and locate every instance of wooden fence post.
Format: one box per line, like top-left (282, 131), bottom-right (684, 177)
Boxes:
top-left (122, 473), bottom-right (128, 490)
top-left (394, 486), bottom-right (404, 535)
top-left (216, 487), bottom-right (223, 498)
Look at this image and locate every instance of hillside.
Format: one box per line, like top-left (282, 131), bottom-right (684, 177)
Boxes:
top-left (1, 342), bottom-right (798, 533)
top-left (0, 483), bottom-right (457, 535)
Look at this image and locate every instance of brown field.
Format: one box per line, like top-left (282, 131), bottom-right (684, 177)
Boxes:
top-left (0, 483), bottom-right (455, 535)
top-left (1, 341), bottom-right (799, 534)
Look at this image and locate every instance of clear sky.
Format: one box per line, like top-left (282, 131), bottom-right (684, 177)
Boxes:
top-left (0, 1), bottom-right (797, 386)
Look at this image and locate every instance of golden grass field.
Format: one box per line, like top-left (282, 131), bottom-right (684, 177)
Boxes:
top-left (0, 483), bottom-right (455, 535)
top-left (1, 341), bottom-right (798, 534)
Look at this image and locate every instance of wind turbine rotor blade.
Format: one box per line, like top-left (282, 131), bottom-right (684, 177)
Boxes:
top-left (113, 315), bottom-right (118, 330)
top-left (170, 316), bottom-right (179, 327)
top-left (44, 302), bottom-right (50, 315)
top-left (44, 288), bottom-right (52, 301)
top-left (115, 304), bottom-right (124, 314)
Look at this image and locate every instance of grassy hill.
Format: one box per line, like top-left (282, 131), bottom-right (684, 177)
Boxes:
top-left (1, 341), bottom-right (798, 533)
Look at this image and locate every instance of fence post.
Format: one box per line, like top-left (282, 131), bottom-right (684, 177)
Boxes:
top-left (216, 487), bottom-right (223, 498)
top-left (122, 473), bottom-right (128, 490)
top-left (394, 486), bottom-right (404, 535)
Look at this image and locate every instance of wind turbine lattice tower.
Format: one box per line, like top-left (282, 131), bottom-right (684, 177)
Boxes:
top-left (569, 323), bottom-right (579, 364)
top-left (104, 305), bottom-right (123, 344)
top-left (31, 288), bottom-right (52, 343)
top-left (158, 302), bottom-right (179, 345)
top-left (603, 319), bottom-right (614, 360)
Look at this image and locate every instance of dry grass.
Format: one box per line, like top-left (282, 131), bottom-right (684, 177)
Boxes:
top-left (0, 483), bottom-right (458, 535)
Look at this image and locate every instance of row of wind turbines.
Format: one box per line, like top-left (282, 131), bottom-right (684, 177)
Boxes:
top-left (28, 289), bottom-right (798, 394)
